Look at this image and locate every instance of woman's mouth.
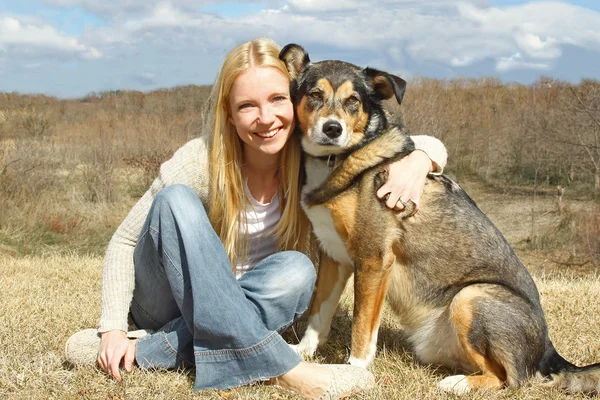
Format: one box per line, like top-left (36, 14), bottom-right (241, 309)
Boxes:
top-left (254, 127), bottom-right (281, 138)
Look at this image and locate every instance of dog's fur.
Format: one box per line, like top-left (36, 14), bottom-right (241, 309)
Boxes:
top-left (280, 43), bottom-right (600, 394)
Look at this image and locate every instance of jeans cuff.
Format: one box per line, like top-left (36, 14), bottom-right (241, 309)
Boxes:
top-left (192, 331), bottom-right (301, 390)
top-left (135, 323), bottom-right (194, 369)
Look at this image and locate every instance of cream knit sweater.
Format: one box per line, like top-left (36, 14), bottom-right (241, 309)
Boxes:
top-left (99, 134), bottom-right (448, 332)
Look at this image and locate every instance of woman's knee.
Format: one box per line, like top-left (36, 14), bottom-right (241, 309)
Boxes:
top-left (155, 184), bottom-right (202, 209)
top-left (152, 184), bottom-right (209, 224)
top-left (275, 251), bottom-right (316, 295)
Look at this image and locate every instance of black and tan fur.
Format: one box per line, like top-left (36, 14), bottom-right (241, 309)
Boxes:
top-left (280, 43), bottom-right (600, 394)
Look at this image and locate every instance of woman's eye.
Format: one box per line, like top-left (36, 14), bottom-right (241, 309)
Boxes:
top-left (273, 95), bottom-right (286, 102)
top-left (238, 103), bottom-right (252, 110)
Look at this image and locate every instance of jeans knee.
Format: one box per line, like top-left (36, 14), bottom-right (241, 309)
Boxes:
top-left (152, 185), bottom-right (208, 223)
top-left (279, 251), bottom-right (316, 297)
top-left (155, 184), bottom-right (198, 207)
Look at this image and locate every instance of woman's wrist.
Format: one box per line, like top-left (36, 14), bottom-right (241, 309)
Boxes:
top-left (100, 329), bottom-right (127, 338)
top-left (410, 149), bottom-right (435, 174)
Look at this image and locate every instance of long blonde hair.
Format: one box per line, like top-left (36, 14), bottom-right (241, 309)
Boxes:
top-left (205, 38), bottom-right (312, 268)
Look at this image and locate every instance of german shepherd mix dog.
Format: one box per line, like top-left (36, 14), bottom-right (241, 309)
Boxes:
top-left (279, 44), bottom-right (600, 395)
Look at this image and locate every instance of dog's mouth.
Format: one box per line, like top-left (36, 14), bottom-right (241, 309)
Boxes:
top-left (302, 131), bottom-right (350, 158)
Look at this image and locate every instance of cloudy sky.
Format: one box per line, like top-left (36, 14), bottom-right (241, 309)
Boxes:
top-left (1, 0), bottom-right (599, 98)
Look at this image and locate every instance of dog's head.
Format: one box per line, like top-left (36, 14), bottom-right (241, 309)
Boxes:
top-left (280, 43), bottom-right (406, 157)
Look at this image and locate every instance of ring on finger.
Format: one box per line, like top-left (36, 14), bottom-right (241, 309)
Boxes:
top-left (397, 199), bottom-right (406, 207)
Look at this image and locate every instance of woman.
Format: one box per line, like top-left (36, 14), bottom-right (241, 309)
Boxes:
top-left (65, 38), bottom-right (447, 399)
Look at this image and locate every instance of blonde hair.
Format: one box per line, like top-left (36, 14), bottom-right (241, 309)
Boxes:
top-left (205, 38), bottom-right (312, 269)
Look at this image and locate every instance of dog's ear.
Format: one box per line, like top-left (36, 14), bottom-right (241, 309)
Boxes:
top-left (280, 44), bottom-right (311, 80)
top-left (364, 67), bottom-right (407, 105)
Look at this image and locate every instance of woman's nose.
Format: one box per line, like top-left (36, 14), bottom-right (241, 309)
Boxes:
top-left (257, 104), bottom-right (276, 125)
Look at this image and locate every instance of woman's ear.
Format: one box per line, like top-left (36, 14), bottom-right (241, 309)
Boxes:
top-left (223, 102), bottom-right (235, 126)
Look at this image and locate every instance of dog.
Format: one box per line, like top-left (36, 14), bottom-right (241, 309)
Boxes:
top-left (279, 43), bottom-right (600, 394)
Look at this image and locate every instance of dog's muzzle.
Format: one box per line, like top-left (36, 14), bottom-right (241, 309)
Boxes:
top-left (322, 120), bottom-right (343, 139)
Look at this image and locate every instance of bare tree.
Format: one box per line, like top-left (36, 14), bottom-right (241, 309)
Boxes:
top-left (567, 83), bottom-right (600, 192)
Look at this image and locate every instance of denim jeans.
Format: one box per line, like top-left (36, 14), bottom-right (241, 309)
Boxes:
top-left (129, 184), bottom-right (316, 390)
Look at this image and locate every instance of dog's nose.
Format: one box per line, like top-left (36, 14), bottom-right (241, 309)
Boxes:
top-left (323, 120), bottom-right (343, 139)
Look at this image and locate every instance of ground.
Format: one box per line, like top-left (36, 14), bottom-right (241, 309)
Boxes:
top-left (1, 183), bottom-right (599, 399)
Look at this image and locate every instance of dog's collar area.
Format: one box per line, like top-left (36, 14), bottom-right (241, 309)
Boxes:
top-left (315, 154), bottom-right (336, 169)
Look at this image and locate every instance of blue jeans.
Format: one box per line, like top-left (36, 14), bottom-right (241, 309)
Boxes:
top-left (129, 184), bottom-right (316, 390)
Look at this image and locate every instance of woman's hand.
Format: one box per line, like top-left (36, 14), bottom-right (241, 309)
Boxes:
top-left (98, 330), bottom-right (136, 382)
top-left (376, 150), bottom-right (434, 214)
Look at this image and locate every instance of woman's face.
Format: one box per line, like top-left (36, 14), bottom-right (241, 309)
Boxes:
top-left (227, 66), bottom-right (294, 160)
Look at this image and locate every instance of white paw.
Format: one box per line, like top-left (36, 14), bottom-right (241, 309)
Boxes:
top-left (438, 375), bottom-right (472, 394)
top-left (288, 343), bottom-right (301, 354)
top-left (348, 356), bottom-right (370, 369)
top-left (289, 339), bottom-right (318, 358)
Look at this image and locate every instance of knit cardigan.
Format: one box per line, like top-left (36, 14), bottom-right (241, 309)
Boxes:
top-left (99, 134), bottom-right (448, 332)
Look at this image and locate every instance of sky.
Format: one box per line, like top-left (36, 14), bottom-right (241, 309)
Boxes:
top-left (1, 0), bottom-right (599, 98)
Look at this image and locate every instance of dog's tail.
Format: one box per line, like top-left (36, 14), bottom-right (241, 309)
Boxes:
top-left (538, 343), bottom-right (600, 394)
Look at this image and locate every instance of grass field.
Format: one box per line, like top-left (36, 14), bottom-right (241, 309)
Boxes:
top-left (1, 255), bottom-right (599, 399)
top-left (1, 187), bottom-right (599, 399)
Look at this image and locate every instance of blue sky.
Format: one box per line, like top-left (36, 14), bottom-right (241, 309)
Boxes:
top-left (1, 0), bottom-right (599, 98)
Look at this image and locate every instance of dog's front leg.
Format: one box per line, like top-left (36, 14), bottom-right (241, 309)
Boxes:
top-left (349, 255), bottom-right (393, 368)
top-left (292, 253), bottom-right (353, 358)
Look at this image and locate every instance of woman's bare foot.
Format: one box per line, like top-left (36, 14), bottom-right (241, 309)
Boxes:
top-left (275, 362), bottom-right (332, 398)
top-left (274, 361), bottom-right (375, 399)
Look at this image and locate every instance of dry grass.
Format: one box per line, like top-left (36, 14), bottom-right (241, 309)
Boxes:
top-left (0, 87), bottom-right (209, 257)
top-left (2, 81), bottom-right (600, 261)
top-left (1, 252), bottom-right (599, 400)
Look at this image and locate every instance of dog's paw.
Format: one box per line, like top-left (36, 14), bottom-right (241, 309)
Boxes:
top-left (288, 343), bottom-right (302, 355)
top-left (288, 341), bottom-right (318, 359)
top-left (438, 375), bottom-right (472, 395)
top-left (348, 356), bottom-right (370, 369)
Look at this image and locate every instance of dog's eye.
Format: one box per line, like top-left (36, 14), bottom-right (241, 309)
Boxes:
top-left (345, 96), bottom-right (359, 106)
top-left (310, 91), bottom-right (322, 101)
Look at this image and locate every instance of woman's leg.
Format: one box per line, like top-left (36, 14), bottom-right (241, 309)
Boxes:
top-left (129, 184), bottom-right (303, 390)
top-left (238, 250), bottom-right (316, 334)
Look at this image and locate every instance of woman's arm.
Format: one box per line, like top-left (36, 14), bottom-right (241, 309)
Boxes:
top-left (376, 135), bottom-right (447, 213)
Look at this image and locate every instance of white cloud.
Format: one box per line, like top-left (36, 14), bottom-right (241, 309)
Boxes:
top-left (0, 16), bottom-right (102, 60)
top-left (451, 56), bottom-right (475, 67)
top-left (514, 32), bottom-right (561, 59)
top-left (42, 0), bottom-right (216, 19)
top-left (285, 0), bottom-right (362, 12)
top-left (36, 0), bottom-right (600, 72)
top-left (286, 0), bottom-right (486, 13)
top-left (496, 52), bottom-right (549, 72)
top-left (457, 1), bottom-right (600, 60)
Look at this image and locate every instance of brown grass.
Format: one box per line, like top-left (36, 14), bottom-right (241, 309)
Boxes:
top-left (1, 80), bottom-right (600, 261)
top-left (1, 253), bottom-right (599, 399)
top-left (0, 87), bottom-right (209, 256)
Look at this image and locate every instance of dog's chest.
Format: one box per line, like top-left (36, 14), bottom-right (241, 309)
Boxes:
top-left (302, 159), bottom-right (353, 266)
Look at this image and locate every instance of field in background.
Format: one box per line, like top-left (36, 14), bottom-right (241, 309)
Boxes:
top-left (1, 78), bottom-right (599, 398)
top-left (1, 78), bottom-right (599, 264)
